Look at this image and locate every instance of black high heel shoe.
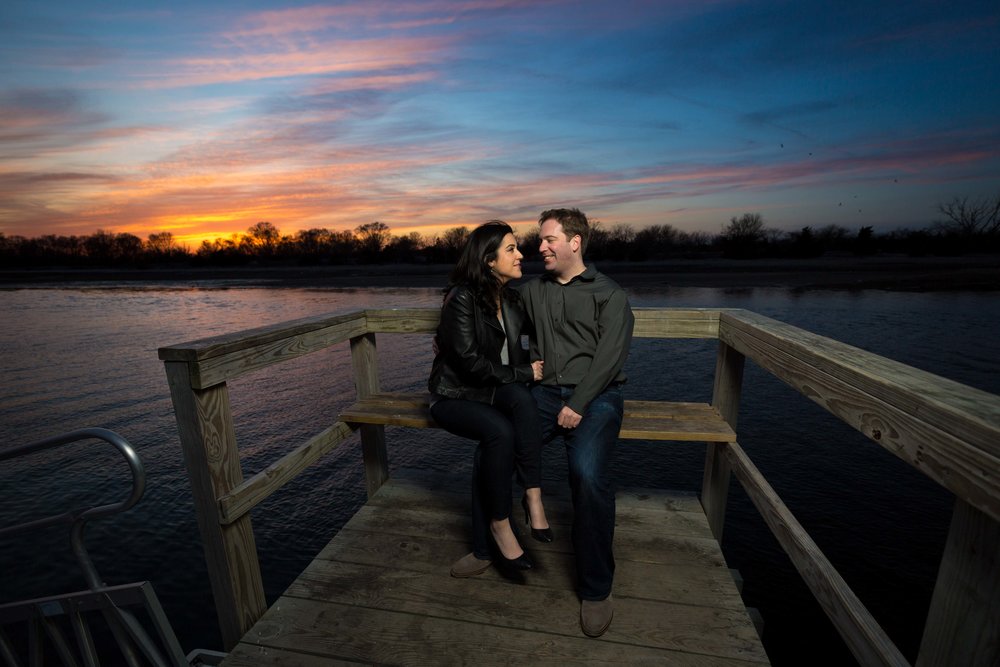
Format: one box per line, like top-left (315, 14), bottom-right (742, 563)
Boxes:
top-left (490, 532), bottom-right (533, 573)
top-left (522, 495), bottom-right (554, 543)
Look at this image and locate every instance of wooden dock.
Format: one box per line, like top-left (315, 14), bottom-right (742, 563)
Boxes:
top-left (160, 307), bottom-right (1000, 665)
top-left (220, 469), bottom-right (769, 666)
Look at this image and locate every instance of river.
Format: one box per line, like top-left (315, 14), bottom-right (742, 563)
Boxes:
top-left (1, 279), bottom-right (997, 666)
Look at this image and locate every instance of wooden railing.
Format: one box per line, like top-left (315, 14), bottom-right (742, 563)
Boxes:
top-left (158, 308), bottom-right (1000, 666)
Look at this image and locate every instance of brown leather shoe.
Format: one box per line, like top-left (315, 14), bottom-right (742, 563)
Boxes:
top-left (580, 595), bottom-right (613, 637)
top-left (450, 552), bottom-right (492, 578)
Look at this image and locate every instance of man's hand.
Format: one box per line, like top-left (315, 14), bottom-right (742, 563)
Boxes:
top-left (557, 405), bottom-right (582, 429)
top-left (531, 360), bottom-right (544, 381)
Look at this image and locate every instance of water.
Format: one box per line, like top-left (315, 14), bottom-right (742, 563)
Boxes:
top-left (1, 281), bottom-right (997, 666)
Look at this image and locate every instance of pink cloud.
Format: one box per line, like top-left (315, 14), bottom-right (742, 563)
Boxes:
top-left (143, 36), bottom-right (451, 89)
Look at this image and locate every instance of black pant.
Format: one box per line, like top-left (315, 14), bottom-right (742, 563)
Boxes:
top-left (430, 382), bottom-right (543, 559)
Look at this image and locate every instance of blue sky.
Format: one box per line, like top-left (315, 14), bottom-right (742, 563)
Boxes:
top-left (1, 0), bottom-right (997, 246)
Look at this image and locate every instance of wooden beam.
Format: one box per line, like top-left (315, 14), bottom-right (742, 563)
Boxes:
top-left (917, 498), bottom-right (1000, 667)
top-left (338, 393), bottom-right (735, 442)
top-left (719, 311), bottom-right (1000, 524)
top-left (631, 308), bottom-right (730, 339)
top-left (359, 307), bottom-right (738, 339)
top-left (350, 332), bottom-right (388, 497)
top-left (186, 317), bottom-right (367, 389)
top-left (217, 422), bottom-right (355, 525)
top-left (158, 310), bottom-right (367, 363)
top-left (162, 363), bottom-right (265, 650)
top-left (702, 340), bottom-right (744, 542)
top-left (362, 308), bottom-right (440, 334)
top-left (724, 440), bottom-right (909, 667)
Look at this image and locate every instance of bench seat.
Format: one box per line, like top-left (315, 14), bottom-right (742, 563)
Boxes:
top-left (339, 391), bottom-right (736, 443)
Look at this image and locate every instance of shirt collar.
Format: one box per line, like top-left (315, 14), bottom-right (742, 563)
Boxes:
top-left (543, 263), bottom-right (597, 285)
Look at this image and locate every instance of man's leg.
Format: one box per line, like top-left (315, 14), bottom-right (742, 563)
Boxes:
top-left (565, 384), bottom-right (623, 636)
top-left (530, 384), bottom-right (563, 445)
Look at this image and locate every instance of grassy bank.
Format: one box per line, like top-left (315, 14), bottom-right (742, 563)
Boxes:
top-left (2, 254), bottom-right (998, 291)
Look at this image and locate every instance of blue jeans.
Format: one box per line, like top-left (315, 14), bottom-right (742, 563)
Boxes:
top-left (532, 383), bottom-right (623, 600)
top-left (430, 383), bottom-right (543, 560)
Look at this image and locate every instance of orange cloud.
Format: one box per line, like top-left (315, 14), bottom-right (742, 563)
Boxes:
top-left (143, 36), bottom-right (450, 89)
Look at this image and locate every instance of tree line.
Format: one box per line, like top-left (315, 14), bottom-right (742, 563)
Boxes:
top-left (2, 193), bottom-right (997, 268)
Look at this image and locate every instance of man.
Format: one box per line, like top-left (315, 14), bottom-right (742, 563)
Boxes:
top-left (518, 207), bottom-right (634, 638)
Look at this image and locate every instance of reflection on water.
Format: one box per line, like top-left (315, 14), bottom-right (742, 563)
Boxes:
top-left (1, 283), bottom-right (997, 666)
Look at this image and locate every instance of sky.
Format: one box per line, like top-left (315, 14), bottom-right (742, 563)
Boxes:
top-left (1, 1), bottom-right (998, 248)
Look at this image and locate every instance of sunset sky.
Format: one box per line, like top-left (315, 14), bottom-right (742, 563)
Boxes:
top-left (2, 1), bottom-right (998, 248)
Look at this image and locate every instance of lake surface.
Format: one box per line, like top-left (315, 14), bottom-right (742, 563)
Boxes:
top-left (1, 280), bottom-right (997, 666)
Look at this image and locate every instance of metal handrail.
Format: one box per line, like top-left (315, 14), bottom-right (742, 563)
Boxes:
top-left (0, 428), bottom-right (225, 666)
top-left (0, 427), bottom-right (146, 591)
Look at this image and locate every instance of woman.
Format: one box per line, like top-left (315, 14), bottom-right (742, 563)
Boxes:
top-left (428, 220), bottom-right (553, 578)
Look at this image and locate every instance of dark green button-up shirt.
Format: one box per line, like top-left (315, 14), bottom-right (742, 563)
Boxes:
top-left (518, 264), bottom-right (634, 414)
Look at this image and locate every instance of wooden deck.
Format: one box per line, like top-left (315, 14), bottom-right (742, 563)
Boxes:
top-left (221, 469), bottom-right (769, 666)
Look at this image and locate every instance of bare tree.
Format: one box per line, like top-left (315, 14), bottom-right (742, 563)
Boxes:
top-left (434, 226), bottom-right (470, 263)
top-left (935, 194), bottom-right (1000, 237)
top-left (246, 221), bottom-right (281, 256)
top-left (722, 213), bottom-right (767, 258)
top-left (355, 221), bottom-right (391, 262)
top-left (724, 212), bottom-right (765, 243)
top-left (146, 231), bottom-right (176, 256)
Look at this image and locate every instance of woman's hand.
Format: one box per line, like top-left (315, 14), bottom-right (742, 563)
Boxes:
top-left (531, 360), bottom-right (544, 381)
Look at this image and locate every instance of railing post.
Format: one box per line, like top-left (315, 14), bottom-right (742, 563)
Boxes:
top-left (163, 362), bottom-right (266, 650)
top-left (916, 498), bottom-right (999, 667)
top-left (350, 332), bottom-right (389, 497)
top-left (702, 339), bottom-right (745, 542)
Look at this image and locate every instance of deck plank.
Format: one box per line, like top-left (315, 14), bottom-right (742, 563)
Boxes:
top-left (221, 469), bottom-right (769, 665)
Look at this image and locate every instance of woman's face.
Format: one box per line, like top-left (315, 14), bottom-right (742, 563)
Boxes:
top-left (488, 232), bottom-right (523, 284)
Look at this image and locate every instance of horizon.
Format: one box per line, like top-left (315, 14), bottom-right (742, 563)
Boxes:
top-left (2, 1), bottom-right (998, 247)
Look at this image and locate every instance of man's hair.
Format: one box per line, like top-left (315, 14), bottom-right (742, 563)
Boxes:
top-left (539, 208), bottom-right (590, 254)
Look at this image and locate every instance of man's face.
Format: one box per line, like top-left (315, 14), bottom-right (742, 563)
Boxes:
top-left (538, 218), bottom-right (578, 275)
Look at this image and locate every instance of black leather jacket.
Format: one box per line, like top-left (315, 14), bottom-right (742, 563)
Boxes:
top-left (428, 285), bottom-right (534, 404)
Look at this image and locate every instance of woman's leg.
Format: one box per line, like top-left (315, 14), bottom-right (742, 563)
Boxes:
top-left (493, 383), bottom-right (549, 530)
top-left (430, 398), bottom-right (523, 558)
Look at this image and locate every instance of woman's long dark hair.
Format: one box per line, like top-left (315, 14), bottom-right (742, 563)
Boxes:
top-left (445, 220), bottom-right (515, 313)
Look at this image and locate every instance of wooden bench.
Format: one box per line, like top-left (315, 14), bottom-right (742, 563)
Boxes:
top-left (339, 391), bottom-right (736, 443)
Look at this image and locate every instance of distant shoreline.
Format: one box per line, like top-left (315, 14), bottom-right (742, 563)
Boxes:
top-left (2, 254), bottom-right (999, 291)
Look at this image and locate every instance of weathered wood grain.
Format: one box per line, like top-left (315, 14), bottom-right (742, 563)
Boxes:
top-left (631, 308), bottom-right (728, 339)
top-left (719, 311), bottom-right (1000, 524)
top-left (310, 527), bottom-right (740, 609)
top-left (917, 499), bottom-right (1000, 667)
top-left (724, 440), bottom-right (907, 667)
top-left (219, 472), bottom-right (767, 666)
top-left (189, 317), bottom-right (367, 389)
top-left (703, 339), bottom-right (745, 541)
top-left (228, 597), bottom-right (764, 666)
top-left (282, 562), bottom-right (767, 662)
top-left (362, 306), bottom-right (735, 339)
top-left (217, 421), bottom-right (355, 525)
top-left (363, 308), bottom-right (440, 334)
top-left (158, 310), bottom-right (367, 362)
top-left (350, 332), bottom-right (388, 497)
top-left (224, 644), bottom-right (359, 667)
top-left (163, 362), bottom-right (266, 650)
top-left (158, 305), bottom-right (1000, 666)
top-left (339, 393), bottom-right (736, 442)
top-left (722, 310), bottom-right (1000, 451)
